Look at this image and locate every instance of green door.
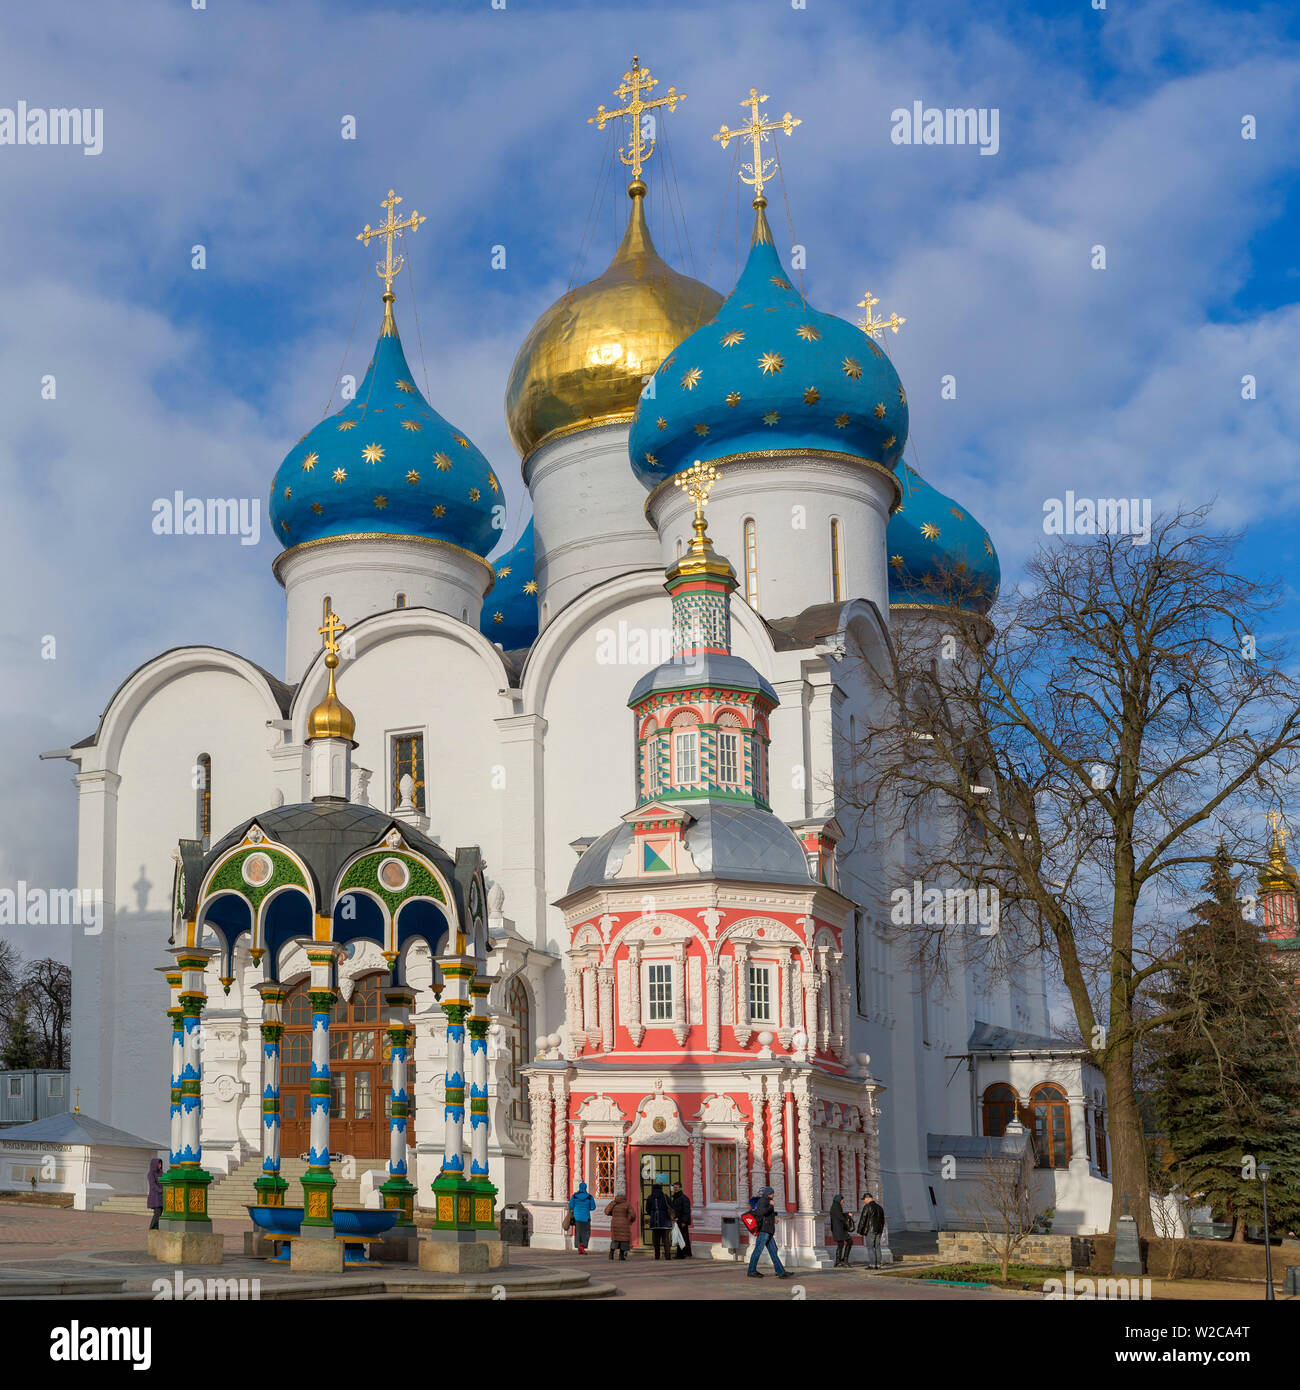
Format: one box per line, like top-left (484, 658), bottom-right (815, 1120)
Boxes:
top-left (638, 1150), bottom-right (683, 1245)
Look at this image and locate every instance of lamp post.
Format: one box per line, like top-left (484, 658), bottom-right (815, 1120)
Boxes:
top-left (1258, 1161), bottom-right (1274, 1301)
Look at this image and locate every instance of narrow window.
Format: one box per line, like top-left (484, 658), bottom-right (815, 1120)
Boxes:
top-left (717, 730), bottom-right (739, 785)
top-left (982, 1084), bottom-right (1019, 1137)
top-left (395, 592), bottom-right (407, 609)
top-left (196, 754), bottom-right (212, 844)
top-left (674, 729), bottom-right (698, 785)
top-left (322, 595), bottom-right (332, 624)
top-left (830, 517), bottom-right (844, 602)
top-left (507, 976), bottom-right (531, 1125)
top-left (676, 536), bottom-right (684, 558)
top-left (747, 963), bottom-right (772, 1022)
top-left (710, 1143), bottom-right (738, 1203)
top-left (743, 519), bottom-right (759, 610)
top-left (647, 962), bottom-right (673, 1021)
top-left (592, 1141), bottom-right (616, 1197)
top-left (391, 734), bottom-right (427, 812)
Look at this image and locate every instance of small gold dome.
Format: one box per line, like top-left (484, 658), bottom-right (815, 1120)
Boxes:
top-left (306, 652), bottom-right (356, 742)
top-left (505, 184), bottom-right (723, 460)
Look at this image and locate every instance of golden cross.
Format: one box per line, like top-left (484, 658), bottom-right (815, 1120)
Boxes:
top-left (588, 56), bottom-right (684, 184)
top-left (1268, 809), bottom-right (1288, 850)
top-left (318, 608), bottom-right (346, 659)
top-left (858, 290), bottom-right (907, 339)
top-left (674, 459), bottom-right (720, 526)
top-left (356, 189), bottom-right (426, 297)
top-left (713, 88), bottom-right (800, 202)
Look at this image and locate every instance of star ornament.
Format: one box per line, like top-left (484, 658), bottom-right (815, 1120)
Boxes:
top-left (802, 387), bottom-right (821, 405)
top-left (433, 452), bottom-right (452, 471)
top-left (333, 468), bottom-right (347, 483)
top-left (681, 367), bottom-right (702, 391)
top-left (796, 323), bottom-right (821, 342)
top-left (433, 504), bottom-right (446, 517)
top-left (374, 495), bottom-right (389, 509)
top-left (337, 419), bottom-right (358, 431)
top-left (842, 357), bottom-right (863, 380)
top-left (523, 580), bottom-right (539, 595)
top-left (395, 379), bottom-right (415, 393)
top-left (363, 443), bottom-right (385, 464)
top-left (401, 419), bottom-right (422, 432)
top-left (406, 470), bottom-right (421, 485)
top-left (497, 566), bottom-right (512, 579)
top-left (720, 330), bottom-right (745, 347)
top-left (758, 352), bottom-right (784, 376)
top-left (920, 521), bottom-right (940, 540)
top-left (469, 488), bottom-right (481, 502)
top-left (301, 451), bottom-right (319, 471)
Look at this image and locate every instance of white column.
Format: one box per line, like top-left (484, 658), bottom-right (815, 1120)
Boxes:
top-left (778, 947), bottom-right (794, 1047)
top-left (529, 1076), bottom-right (553, 1200)
top-left (598, 967), bottom-right (614, 1053)
top-left (627, 943), bottom-right (644, 1046)
top-left (796, 1089), bottom-right (814, 1215)
top-left (551, 1074), bottom-right (569, 1199)
top-left (690, 1133), bottom-right (704, 1210)
top-left (769, 1078), bottom-right (786, 1208)
top-left (672, 943), bottom-right (688, 1046)
top-left (581, 964), bottom-right (599, 1048)
top-left (705, 965), bottom-right (721, 1053)
top-left (734, 943), bottom-right (751, 1046)
top-left (803, 972), bottom-right (819, 1051)
top-left (749, 1080), bottom-right (765, 1196)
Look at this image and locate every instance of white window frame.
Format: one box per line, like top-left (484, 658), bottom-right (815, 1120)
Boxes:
top-left (673, 729), bottom-right (698, 786)
top-left (717, 729), bottom-right (739, 786)
top-left (46, 1075), bottom-right (64, 1098)
top-left (643, 959), bottom-right (675, 1024)
top-left (743, 518), bottom-right (759, 610)
top-left (388, 725), bottom-right (429, 814)
top-left (747, 962), bottom-right (773, 1023)
top-left (6, 1075), bottom-right (22, 1099)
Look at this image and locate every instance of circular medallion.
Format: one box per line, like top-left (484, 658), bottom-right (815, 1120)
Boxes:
top-left (242, 852), bottom-right (273, 887)
top-left (378, 857), bottom-right (410, 892)
top-left (213, 1074), bottom-right (238, 1103)
top-left (652, 1116), bottom-right (666, 1134)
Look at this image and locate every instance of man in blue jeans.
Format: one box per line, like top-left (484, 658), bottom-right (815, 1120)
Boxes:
top-left (747, 1186), bottom-right (793, 1279)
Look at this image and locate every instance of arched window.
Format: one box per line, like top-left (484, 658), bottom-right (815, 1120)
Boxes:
top-left (743, 518), bottom-right (759, 610)
top-left (716, 712), bottom-right (744, 788)
top-left (1029, 1083), bottom-right (1071, 1168)
top-left (830, 517), bottom-right (845, 602)
top-left (322, 595), bottom-right (332, 624)
top-left (982, 1083), bottom-right (1019, 1137)
top-left (669, 712), bottom-right (700, 786)
top-left (1094, 1099), bottom-right (1109, 1178)
top-left (676, 536), bottom-right (684, 559)
top-left (195, 754), bottom-right (212, 844)
top-left (395, 592), bottom-right (407, 609)
top-left (507, 975), bottom-right (531, 1125)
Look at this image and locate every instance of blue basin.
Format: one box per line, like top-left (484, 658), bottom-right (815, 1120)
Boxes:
top-left (247, 1204), bottom-right (303, 1260)
top-left (332, 1207), bottom-right (399, 1238)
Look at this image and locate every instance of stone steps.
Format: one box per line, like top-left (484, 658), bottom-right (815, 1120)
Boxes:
top-left (95, 1156), bottom-right (369, 1219)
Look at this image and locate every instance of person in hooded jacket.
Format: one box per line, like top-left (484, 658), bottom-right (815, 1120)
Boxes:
top-left (644, 1182), bottom-right (674, 1260)
top-left (829, 1194), bottom-right (854, 1267)
top-left (568, 1181), bottom-right (596, 1253)
top-left (146, 1157), bottom-right (164, 1231)
top-left (746, 1186), bottom-right (792, 1279)
top-left (604, 1190), bottom-right (634, 1260)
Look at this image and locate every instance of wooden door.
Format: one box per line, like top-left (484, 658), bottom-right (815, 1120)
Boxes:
top-left (638, 1150), bottom-right (683, 1245)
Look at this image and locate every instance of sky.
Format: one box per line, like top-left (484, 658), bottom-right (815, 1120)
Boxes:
top-left (2, 0), bottom-right (1298, 965)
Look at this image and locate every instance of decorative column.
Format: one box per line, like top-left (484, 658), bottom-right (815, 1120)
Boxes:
top-left (734, 943), bottom-right (752, 1046)
top-left (1068, 1089), bottom-right (1090, 1175)
top-left (156, 966), bottom-right (183, 1176)
top-left (795, 1089), bottom-right (814, 1215)
top-left (551, 1073), bottom-right (569, 1200)
top-left (627, 942), bottom-right (644, 1046)
top-left (430, 952), bottom-right (475, 1231)
top-left (705, 964), bottom-right (721, 1052)
top-left (379, 983), bottom-right (417, 1225)
top-left (466, 976), bottom-right (497, 1231)
top-left (581, 963), bottom-right (598, 1048)
top-left (616, 1133), bottom-right (629, 1194)
top-left (748, 1080), bottom-right (765, 1196)
top-left (817, 948), bottom-right (832, 1053)
top-left (528, 1075), bottom-right (553, 1200)
top-left (253, 982), bottom-right (288, 1206)
top-left (565, 961), bottom-right (584, 1052)
top-left (690, 1133), bottom-right (704, 1211)
top-left (768, 1077), bottom-right (787, 1208)
top-left (777, 948), bottom-right (794, 1047)
top-left (598, 966), bottom-right (615, 1052)
top-left (672, 942), bottom-right (688, 1046)
top-left (784, 1090), bottom-right (797, 1209)
top-left (299, 942), bottom-right (341, 1241)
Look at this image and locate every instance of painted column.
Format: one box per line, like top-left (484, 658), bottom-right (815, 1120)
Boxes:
top-left (616, 1133), bottom-right (628, 1195)
top-left (254, 982), bottom-right (288, 1206)
top-left (156, 967), bottom-right (183, 1170)
top-left (301, 941), bottom-right (341, 1231)
top-left (803, 973), bottom-right (820, 1053)
top-left (564, 961), bottom-right (582, 1050)
top-left (379, 983), bottom-right (417, 1225)
top-left (464, 976), bottom-right (498, 1232)
top-left (162, 944), bottom-right (215, 1230)
top-left (690, 1133), bottom-right (704, 1211)
top-left (431, 951), bottom-right (482, 1237)
top-left (581, 963), bottom-right (599, 1048)
top-left (778, 947), bottom-right (794, 1047)
top-left (784, 1091), bottom-right (797, 1209)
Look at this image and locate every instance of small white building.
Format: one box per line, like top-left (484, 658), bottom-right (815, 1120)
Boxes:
top-left (0, 1111), bottom-right (163, 1211)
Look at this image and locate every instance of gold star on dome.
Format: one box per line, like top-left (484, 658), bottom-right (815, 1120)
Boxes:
top-left (395, 379), bottom-right (415, 393)
top-left (283, 486), bottom-right (292, 499)
top-left (337, 419), bottom-right (357, 431)
top-left (301, 451), bottom-right (318, 471)
top-left (949, 507), bottom-right (965, 521)
top-left (401, 419), bottom-right (422, 432)
top-left (770, 275), bottom-right (792, 290)
top-left (720, 330), bottom-right (745, 347)
top-left (694, 422), bottom-right (709, 435)
top-left (905, 464), bottom-right (922, 480)
top-left (311, 502), bottom-right (323, 514)
top-left (523, 580), bottom-right (539, 595)
top-left (762, 410), bottom-right (779, 425)
top-left (488, 474), bottom-right (499, 493)
top-left (374, 495), bottom-right (388, 509)
top-left (455, 436), bottom-right (470, 449)
top-left (469, 488), bottom-right (481, 502)
top-left (803, 386), bottom-right (820, 405)
top-left (920, 521), bottom-right (940, 540)
top-left (406, 470), bottom-right (421, 485)
top-left (834, 413), bottom-right (849, 428)
top-left (984, 537), bottom-right (994, 556)
top-left (759, 351), bottom-right (784, 375)
top-left (796, 323), bottom-right (821, 341)
top-left (489, 611), bottom-right (505, 625)
top-left (333, 468), bottom-right (347, 483)
top-left (883, 435), bottom-right (896, 449)
top-left (281, 520), bottom-right (289, 532)
top-left (433, 504), bottom-right (446, 517)
top-left (842, 357), bottom-right (862, 380)
top-left (433, 452), bottom-right (452, 471)
top-left (873, 403), bottom-right (886, 419)
top-left (681, 367), bottom-right (702, 390)
top-left (899, 386), bottom-right (907, 405)
top-left (645, 452), bottom-right (658, 466)
top-left (363, 443), bottom-right (384, 464)
top-left (497, 566), bottom-right (512, 579)
top-left (889, 554), bottom-right (903, 569)
top-left (656, 416), bottom-right (667, 430)
top-left (726, 392), bottom-right (742, 407)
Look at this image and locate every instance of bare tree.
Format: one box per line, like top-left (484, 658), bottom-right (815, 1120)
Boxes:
top-left (21, 958), bottom-right (71, 1070)
top-left (842, 508), bottom-right (1300, 1234)
top-left (958, 1143), bottom-right (1040, 1284)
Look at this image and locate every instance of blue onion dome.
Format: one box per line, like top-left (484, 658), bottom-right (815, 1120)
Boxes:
top-left (628, 200), bottom-right (909, 491)
top-left (480, 519), bottom-right (539, 648)
top-left (888, 466), bottom-right (1000, 614)
top-left (270, 295), bottom-right (500, 556)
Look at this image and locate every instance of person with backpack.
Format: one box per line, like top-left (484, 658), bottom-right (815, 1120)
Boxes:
top-left (568, 1181), bottom-right (596, 1253)
top-left (644, 1181), bottom-right (674, 1260)
top-left (829, 1193), bottom-right (854, 1267)
top-left (857, 1191), bottom-right (886, 1269)
top-left (604, 1190), bottom-right (634, 1260)
top-left (746, 1186), bottom-right (793, 1279)
top-left (670, 1181), bottom-right (693, 1258)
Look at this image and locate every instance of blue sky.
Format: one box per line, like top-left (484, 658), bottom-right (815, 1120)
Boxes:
top-left (2, 0), bottom-right (1298, 962)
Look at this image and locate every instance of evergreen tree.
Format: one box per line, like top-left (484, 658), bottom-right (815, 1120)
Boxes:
top-left (1, 997), bottom-right (40, 1070)
top-left (1150, 846), bottom-right (1300, 1236)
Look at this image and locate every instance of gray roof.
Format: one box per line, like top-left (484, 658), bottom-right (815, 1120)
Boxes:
top-left (628, 653), bottom-right (777, 705)
top-left (967, 1019), bottom-right (1080, 1054)
top-left (0, 1112), bottom-right (163, 1150)
top-left (927, 1132), bottom-right (1030, 1161)
top-left (567, 801), bottom-right (813, 893)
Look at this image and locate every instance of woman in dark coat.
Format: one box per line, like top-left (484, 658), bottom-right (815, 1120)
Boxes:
top-left (146, 1157), bottom-right (165, 1231)
top-left (644, 1182), bottom-right (673, 1261)
top-left (605, 1191), bottom-right (634, 1260)
top-left (829, 1194), bottom-right (853, 1267)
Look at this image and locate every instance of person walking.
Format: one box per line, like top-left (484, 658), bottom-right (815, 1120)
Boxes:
top-left (746, 1186), bottom-right (793, 1279)
top-left (669, 1181), bottom-right (693, 1258)
top-left (568, 1181), bottom-right (596, 1253)
top-left (829, 1193), bottom-right (853, 1268)
top-left (857, 1191), bottom-right (886, 1269)
top-left (604, 1190), bottom-right (634, 1260)
top-left (644, 1181), bottom-right (674, 1260)
top-left (146, 1156), bottom-right (164, 1231)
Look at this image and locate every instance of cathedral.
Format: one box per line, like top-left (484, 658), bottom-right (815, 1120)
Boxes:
top-left (51, 64), bottom-right (1117, 1261)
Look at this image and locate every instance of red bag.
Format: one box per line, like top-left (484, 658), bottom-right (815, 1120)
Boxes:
top-left (740, 1210), bottom-right (759, 1233)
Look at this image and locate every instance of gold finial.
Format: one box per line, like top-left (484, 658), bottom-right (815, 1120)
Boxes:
top-left (713, 87), bottom-right (801, 204)
top-left (588, 55), bottom-right (684, 190)
top-left (306, 608), bottom-right (356, 742)
top-left (1261, 810), bottom-right (1298, 892)
top-left (858, 290), bottom-right (906, 340)
top-left (671, 460), bottom-right (731, 579)
top-left (356, 188), bottom-right (427, 334)
top-left (75, 1086), bottom-right (81, 1115)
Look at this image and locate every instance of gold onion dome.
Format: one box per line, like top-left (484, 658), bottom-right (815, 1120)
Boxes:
top-left (1259, 816), bottom-right (1299, 893)
top-left (505, 182), bottom-right (723, 460)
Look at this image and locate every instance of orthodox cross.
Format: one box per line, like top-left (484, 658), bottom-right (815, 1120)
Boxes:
top-left (318, 608), bottom-right (347, 660)
top-left (1268, 809), bottom-right (1288, 851)
top-left (713, 88), bottom-right (801, 202)
top-left (356, 188), bottom-right (426, 296)
top-left (674, 459), bottom-right (720, 521)
top-left (858, 290), bottom-right (907, 339)
top-left (588, 56), bottom-right (684, 184)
